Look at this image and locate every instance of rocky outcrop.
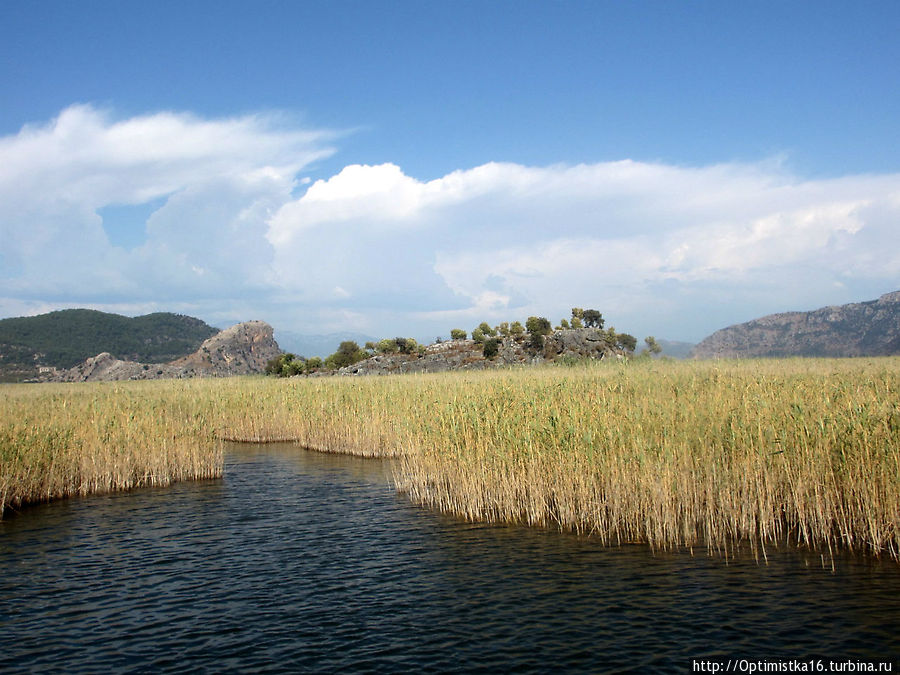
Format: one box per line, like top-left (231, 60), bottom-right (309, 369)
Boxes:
top-left (691, 291), bottom-right (900, 359)
top-left (169, 321), bottom-right (281, 376)
top-left (334, 328), bottom-right (622, 377)
top-left (52, 321), bottom-right (281, 382)
top-left (542, 328), bottom-right (614, 360)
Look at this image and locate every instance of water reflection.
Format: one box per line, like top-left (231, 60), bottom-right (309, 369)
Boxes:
top-left (1, 443), bottom-right (897, 673)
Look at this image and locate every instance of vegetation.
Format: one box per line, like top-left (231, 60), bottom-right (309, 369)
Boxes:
top-left (393, 358), bottom-right (900, 561)
top-left (482, 338), bottom-right (500, 359)
top-left (5, 358), bottom-right (898, 564)
top-left (450, 329), bottom-right (467, 340)
top-left (324, 341), bottom-right (369, 370)
top-left (1, 380), bottom-right (222, 513)
top-left (616, 332), bottom-right (638, 353)
top-left (265, 353), bottom-right (322, 377)
top-left (0, 309), bottom-right (218, 371)
top-left (582, 309), bottom-right (603, 328)
top-left (526, 316), bottom-right (552, 349)
top-left (477, 322), bottom-right (497, 337)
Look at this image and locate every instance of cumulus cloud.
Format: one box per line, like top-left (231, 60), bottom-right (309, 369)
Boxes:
top-left (268, 161), bottom-right (900, 340)
top-left (2, 106), bottom-right (899, 341)
top-left (1, 104), bottom-right (335, 312)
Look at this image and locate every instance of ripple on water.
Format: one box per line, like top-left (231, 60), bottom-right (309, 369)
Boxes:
top-left (1, 443), bottom-right (898, 673)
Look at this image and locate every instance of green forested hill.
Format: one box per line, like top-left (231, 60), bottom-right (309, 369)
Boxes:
top-left (0, 309), bottom-right (219, 380)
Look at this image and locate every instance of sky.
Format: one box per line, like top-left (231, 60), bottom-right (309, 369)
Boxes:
top-left (1, 1), bottom-right (899, 345)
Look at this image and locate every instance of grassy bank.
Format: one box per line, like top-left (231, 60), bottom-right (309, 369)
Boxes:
top-left (2, 358), bottom-right (898, 560)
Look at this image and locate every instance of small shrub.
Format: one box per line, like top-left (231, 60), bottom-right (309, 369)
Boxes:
top-left (483, 338), bottom-right (500, 359)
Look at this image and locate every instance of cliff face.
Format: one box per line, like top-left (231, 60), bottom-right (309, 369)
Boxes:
top-left (168, 321), bottom-right (282, 376)
top-left (691, 291), bottom-right (900, 359)
top-left (52, 321), bottom-right (281, 382)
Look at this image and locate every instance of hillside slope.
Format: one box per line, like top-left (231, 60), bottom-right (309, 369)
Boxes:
top-left (691, 291), bottom-right (900, 359)
top-left (0, 309), bottom-right (219, 381)
top-left (51, 321), bottom-right (281, 382)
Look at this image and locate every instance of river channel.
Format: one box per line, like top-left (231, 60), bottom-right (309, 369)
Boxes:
top-left (1, 443), bottom-right (898, 673)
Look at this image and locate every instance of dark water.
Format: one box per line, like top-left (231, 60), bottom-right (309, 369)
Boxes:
top-left (1, 444), bottom-right (898, 674)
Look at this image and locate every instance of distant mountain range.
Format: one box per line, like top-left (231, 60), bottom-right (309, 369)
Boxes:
top-left (655, 339), bottom-right (695, 359)
top-left (691, 291), bottom-right (900, 359)
top-left (274, 330), bottom-right (378, 359)
top-left (0, 309), bottom-right (219, 381)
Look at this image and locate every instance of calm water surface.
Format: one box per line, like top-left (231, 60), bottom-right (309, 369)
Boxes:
top-left (1, 443), bottom-right (898, 673)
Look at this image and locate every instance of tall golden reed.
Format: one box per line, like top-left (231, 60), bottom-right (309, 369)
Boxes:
top-left (392, 359), bottom-right (900, 561)
top-left (2, 358), bottom-right (898, 560)
top-left (1, 380), bottom-right (222, 513)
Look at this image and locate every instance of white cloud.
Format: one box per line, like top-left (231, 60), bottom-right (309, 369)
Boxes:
top-left (267, 161), bottom-right (900, 340)
top-left (0, 104), bottom-right (335, 311)
top-left (3, 105), bottom-right (899, 343)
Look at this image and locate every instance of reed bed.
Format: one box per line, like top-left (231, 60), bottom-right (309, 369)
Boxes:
top-left (0, 380), bottom-right (223, 513)
top-left (392, 359), bottom-right (900, 561)
top-left (2, 358), bottom-right (898, 561)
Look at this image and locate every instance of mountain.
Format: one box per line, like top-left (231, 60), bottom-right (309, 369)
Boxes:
top-left (0, 309), bottom-right (219, 382)
top-left (51, 321), bottom-right (282, 382)
top-left (274, 330), bottom-right (377, 359)
top-left (655, 339), bottom-right (695, 359)
top-left (691, 291), bottom-right (900, 359)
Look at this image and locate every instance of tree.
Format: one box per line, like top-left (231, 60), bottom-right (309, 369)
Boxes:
top-left (394, 337), bottom-right (413, 353)
top-left (617, 333), bottom-right (637, 352)
top-left (582, 309), bottom-right (604, 328)
top-left (526, 316), bottom-right (551, 350)
top-left (305, 357), bottom-right (323, 373)
top-left (265, 353), bottom-right (293, 375)
top-left (396, 337), bottom-right (419, 354)
top-left (571, 307), bottom-right (584, 321)
top-left (510, 321), bottom-right (525, 337)
top-left (265, 352), bottom-right (313, 377)
top-left (498, 322), bottom-right (510, 337)
top-left (472, 327), bottom-right (486, 344)
top-left (525, 316), bottom-right (551, 335)
top-left (644, 336), bottom-right (662, 355)
top-left (570, 316), bottom-right (583, 329)
top-left (450, 328), bottom-right (467, 340)
top-left (327, 340), bottom-right (368, 369)
top-left (559, 318), bottom-right (570, 329)
top-left (376, 338), bottom-right (399, 354)
top-left (483, 337), bottom-right (500, 359)
top-left (477, 322), bottom-right (496, 337)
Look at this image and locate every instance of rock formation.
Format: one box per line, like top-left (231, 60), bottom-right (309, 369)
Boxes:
top-left (334, 328), bottom-right (623, 377)
top-left (52, 321), bottom-right (281, 382)
top-left (691, 291), bottom-right (900, 359)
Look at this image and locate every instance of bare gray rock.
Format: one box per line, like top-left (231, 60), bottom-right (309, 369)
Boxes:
top-left (542, 328), bottom-right (613, 359)
top-left (334, 329), bottom-right (622, 377)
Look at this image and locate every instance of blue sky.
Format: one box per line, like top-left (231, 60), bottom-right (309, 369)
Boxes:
top-left (2, 1), bottom-right (899, 345)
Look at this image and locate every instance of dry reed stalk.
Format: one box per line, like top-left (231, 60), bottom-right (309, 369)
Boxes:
top-left (1, 381), bottom-right (222, 513)
top-left (3, 358), bottom-right (898, 563)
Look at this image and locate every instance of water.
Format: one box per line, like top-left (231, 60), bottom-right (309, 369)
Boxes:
top-left (1, 443), bottom-right (898, 673)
